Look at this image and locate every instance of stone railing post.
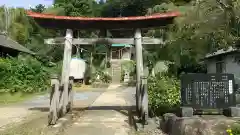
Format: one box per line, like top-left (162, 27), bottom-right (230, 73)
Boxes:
top-left (49, 74), bottom-right (60, 125)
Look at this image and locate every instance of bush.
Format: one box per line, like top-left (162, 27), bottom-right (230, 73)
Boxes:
top-left (121, 60), bottom-right (136, 81)
top-left (91, 70), bottom-right (112, 84)
top-left (0, 56), bottom-right (50, 93)
top-left (148, 73), bottom-right (180, 116)
top-left (229, 124), bottom-right (240, 135)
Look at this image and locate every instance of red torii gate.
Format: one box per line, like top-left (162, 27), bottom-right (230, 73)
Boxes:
top-left (26, 11), bottom-right (179, 125)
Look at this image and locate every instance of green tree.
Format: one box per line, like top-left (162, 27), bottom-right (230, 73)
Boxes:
top-left (30, 4), bottom-right (46, 13)
top-left (54, 0), bottom-right (95, 17)
top-left (144, 0), bottom-right (240, 75)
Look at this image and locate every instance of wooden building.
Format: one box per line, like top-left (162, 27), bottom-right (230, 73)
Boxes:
top-left (0, 34), bottom-right (34, 57)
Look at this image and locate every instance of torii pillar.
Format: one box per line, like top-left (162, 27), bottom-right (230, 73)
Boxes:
top-left (135, 28), bottom-right (144, 114)
top-left (59, 29), bottom-right (73, 115)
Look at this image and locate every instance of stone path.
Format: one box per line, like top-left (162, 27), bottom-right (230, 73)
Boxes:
top-left (62, 87), bottom-right (136, 135)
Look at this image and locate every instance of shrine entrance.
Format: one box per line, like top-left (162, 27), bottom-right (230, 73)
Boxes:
top-left (26, 11), bottom-right (179, 125)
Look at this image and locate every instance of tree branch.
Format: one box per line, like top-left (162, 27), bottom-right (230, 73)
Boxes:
top-left (216, 0), bottom-right (230, 10)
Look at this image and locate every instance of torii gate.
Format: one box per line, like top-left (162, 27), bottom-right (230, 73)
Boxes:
top-left (26, 11), bottom-right (179, 125)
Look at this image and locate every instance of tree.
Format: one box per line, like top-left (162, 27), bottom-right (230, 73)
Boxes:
top-left (143, 0), bottom-right (240, 75)
top-left (30, 4), bottom-right (46, 13)
top-left (53, 0), bottom-right (95, 17)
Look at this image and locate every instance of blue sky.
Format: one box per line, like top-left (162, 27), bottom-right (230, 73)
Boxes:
top-left (0, 0), bottom-right (53, 8)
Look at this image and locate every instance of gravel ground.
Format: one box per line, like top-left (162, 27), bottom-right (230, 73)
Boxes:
top-left (0, 90), bottom-right (105, 135)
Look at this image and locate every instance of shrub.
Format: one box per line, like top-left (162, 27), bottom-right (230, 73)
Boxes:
top-left (229, 124), bottom-right (240, 135)
top-left (0, 56), bottom-right (50, 93)
top-left (148, 73), bottom-right (180, 116)
top-left (121, 60), bottom-right (136, 81)
top-left (91, 70), bottom-right (112, 83)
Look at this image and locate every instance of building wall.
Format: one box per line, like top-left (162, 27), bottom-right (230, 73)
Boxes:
top-left (111, 48), bottom-right (132, 60)
top-left (206, 53), bottom-right (240, 85)
top-left (206, 59), bottom-right (216, 73)
top-left (0, 46), bottom-right (19, 57)
top-left (225, 54), bottom-right (240, 85)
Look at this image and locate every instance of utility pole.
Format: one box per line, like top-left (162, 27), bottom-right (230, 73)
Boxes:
top-left (3, 6), bottom-right (10, 36)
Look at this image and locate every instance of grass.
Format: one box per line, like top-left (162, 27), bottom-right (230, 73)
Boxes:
top-left (0, 92), bottom-right (46, 105)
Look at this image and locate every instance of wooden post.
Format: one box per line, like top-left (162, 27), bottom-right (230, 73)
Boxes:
top-left (49, 74), bottom-right (60, 125)
top-left (134, 28), bottom-right (144, 116)
top-left (60, 29), bottom-right (73, 116)
top-left (141, 76), bottom-right (148, 125)
top-left (68, 76), bottom-right (74, 112)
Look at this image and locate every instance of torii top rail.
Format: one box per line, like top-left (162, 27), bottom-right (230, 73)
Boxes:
top-left (26, 11), bottom-right (179, 125)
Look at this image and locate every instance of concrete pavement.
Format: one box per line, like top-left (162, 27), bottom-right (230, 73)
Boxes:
top-left (62, 87), bottom-right (136, 135)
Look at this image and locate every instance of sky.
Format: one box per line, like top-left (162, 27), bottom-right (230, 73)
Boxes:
top-left (0, 0), bottom-right (53, 9)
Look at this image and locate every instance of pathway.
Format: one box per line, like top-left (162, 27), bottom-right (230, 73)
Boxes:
top-left (62, 87), bottom-right (136, 135)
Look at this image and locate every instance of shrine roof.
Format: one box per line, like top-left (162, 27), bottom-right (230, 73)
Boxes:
top-left (111, 44), bottom-right (132, 47)
top-left (26, 11), bottom-right (180, 29)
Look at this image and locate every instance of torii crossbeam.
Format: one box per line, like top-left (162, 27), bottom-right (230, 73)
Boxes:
top-left (26, 10), bottom-right (179, 125)
top-left (44, 37), bottom-right (164, 45)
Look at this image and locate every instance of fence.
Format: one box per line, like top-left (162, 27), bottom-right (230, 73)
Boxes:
top-left (181, 73), bottom-right (236, 110)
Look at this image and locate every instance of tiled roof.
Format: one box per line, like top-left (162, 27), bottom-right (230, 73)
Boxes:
top-left (0, 35), bottom-right (34, 54)
top-left (204, 47), bottom-right (238, 59)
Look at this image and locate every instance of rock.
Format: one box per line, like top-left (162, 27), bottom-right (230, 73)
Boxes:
top-left (161, 114), bottom-right (238, 135)
top-left (180, 107), bottom-right (193, 117)
top-left (162, 113), bottom-right (177, 133)
top-left (171, 117), bottom-right (211, 135)
top-left (228, 107), bottom-right (240, 117)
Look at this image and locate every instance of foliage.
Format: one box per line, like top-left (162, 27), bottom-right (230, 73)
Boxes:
top-left (121, 60), bottom-right (136, 81)
top-left (141, 0), bottom-right (240, 76)
top-left (30, 4), bottom-right (46, 13)
top-left (54, 0), bottom-right (96, 17)
top-left (91, 70), bottom-right (111, 84)
top-left (121, 60), bottom-right (136, 73)
top-left (148, 73), bottom-right (180, 115)
top-left (0, 56), bottom-right (50, 93)
top-left (0, 6), bottom-right (66, 64)
top-left (101, 0), bottom-right (192, 17)
top-left (228, 123), bottom-right (240, 135)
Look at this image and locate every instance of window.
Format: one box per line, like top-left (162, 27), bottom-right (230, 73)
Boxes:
top-left (216, 61), bottom-right (226, 73)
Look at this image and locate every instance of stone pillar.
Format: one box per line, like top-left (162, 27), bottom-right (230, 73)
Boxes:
top-left (134, 28), bottom-right (144, 115)
top-left (60, 29), bottom-right (73, 115)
